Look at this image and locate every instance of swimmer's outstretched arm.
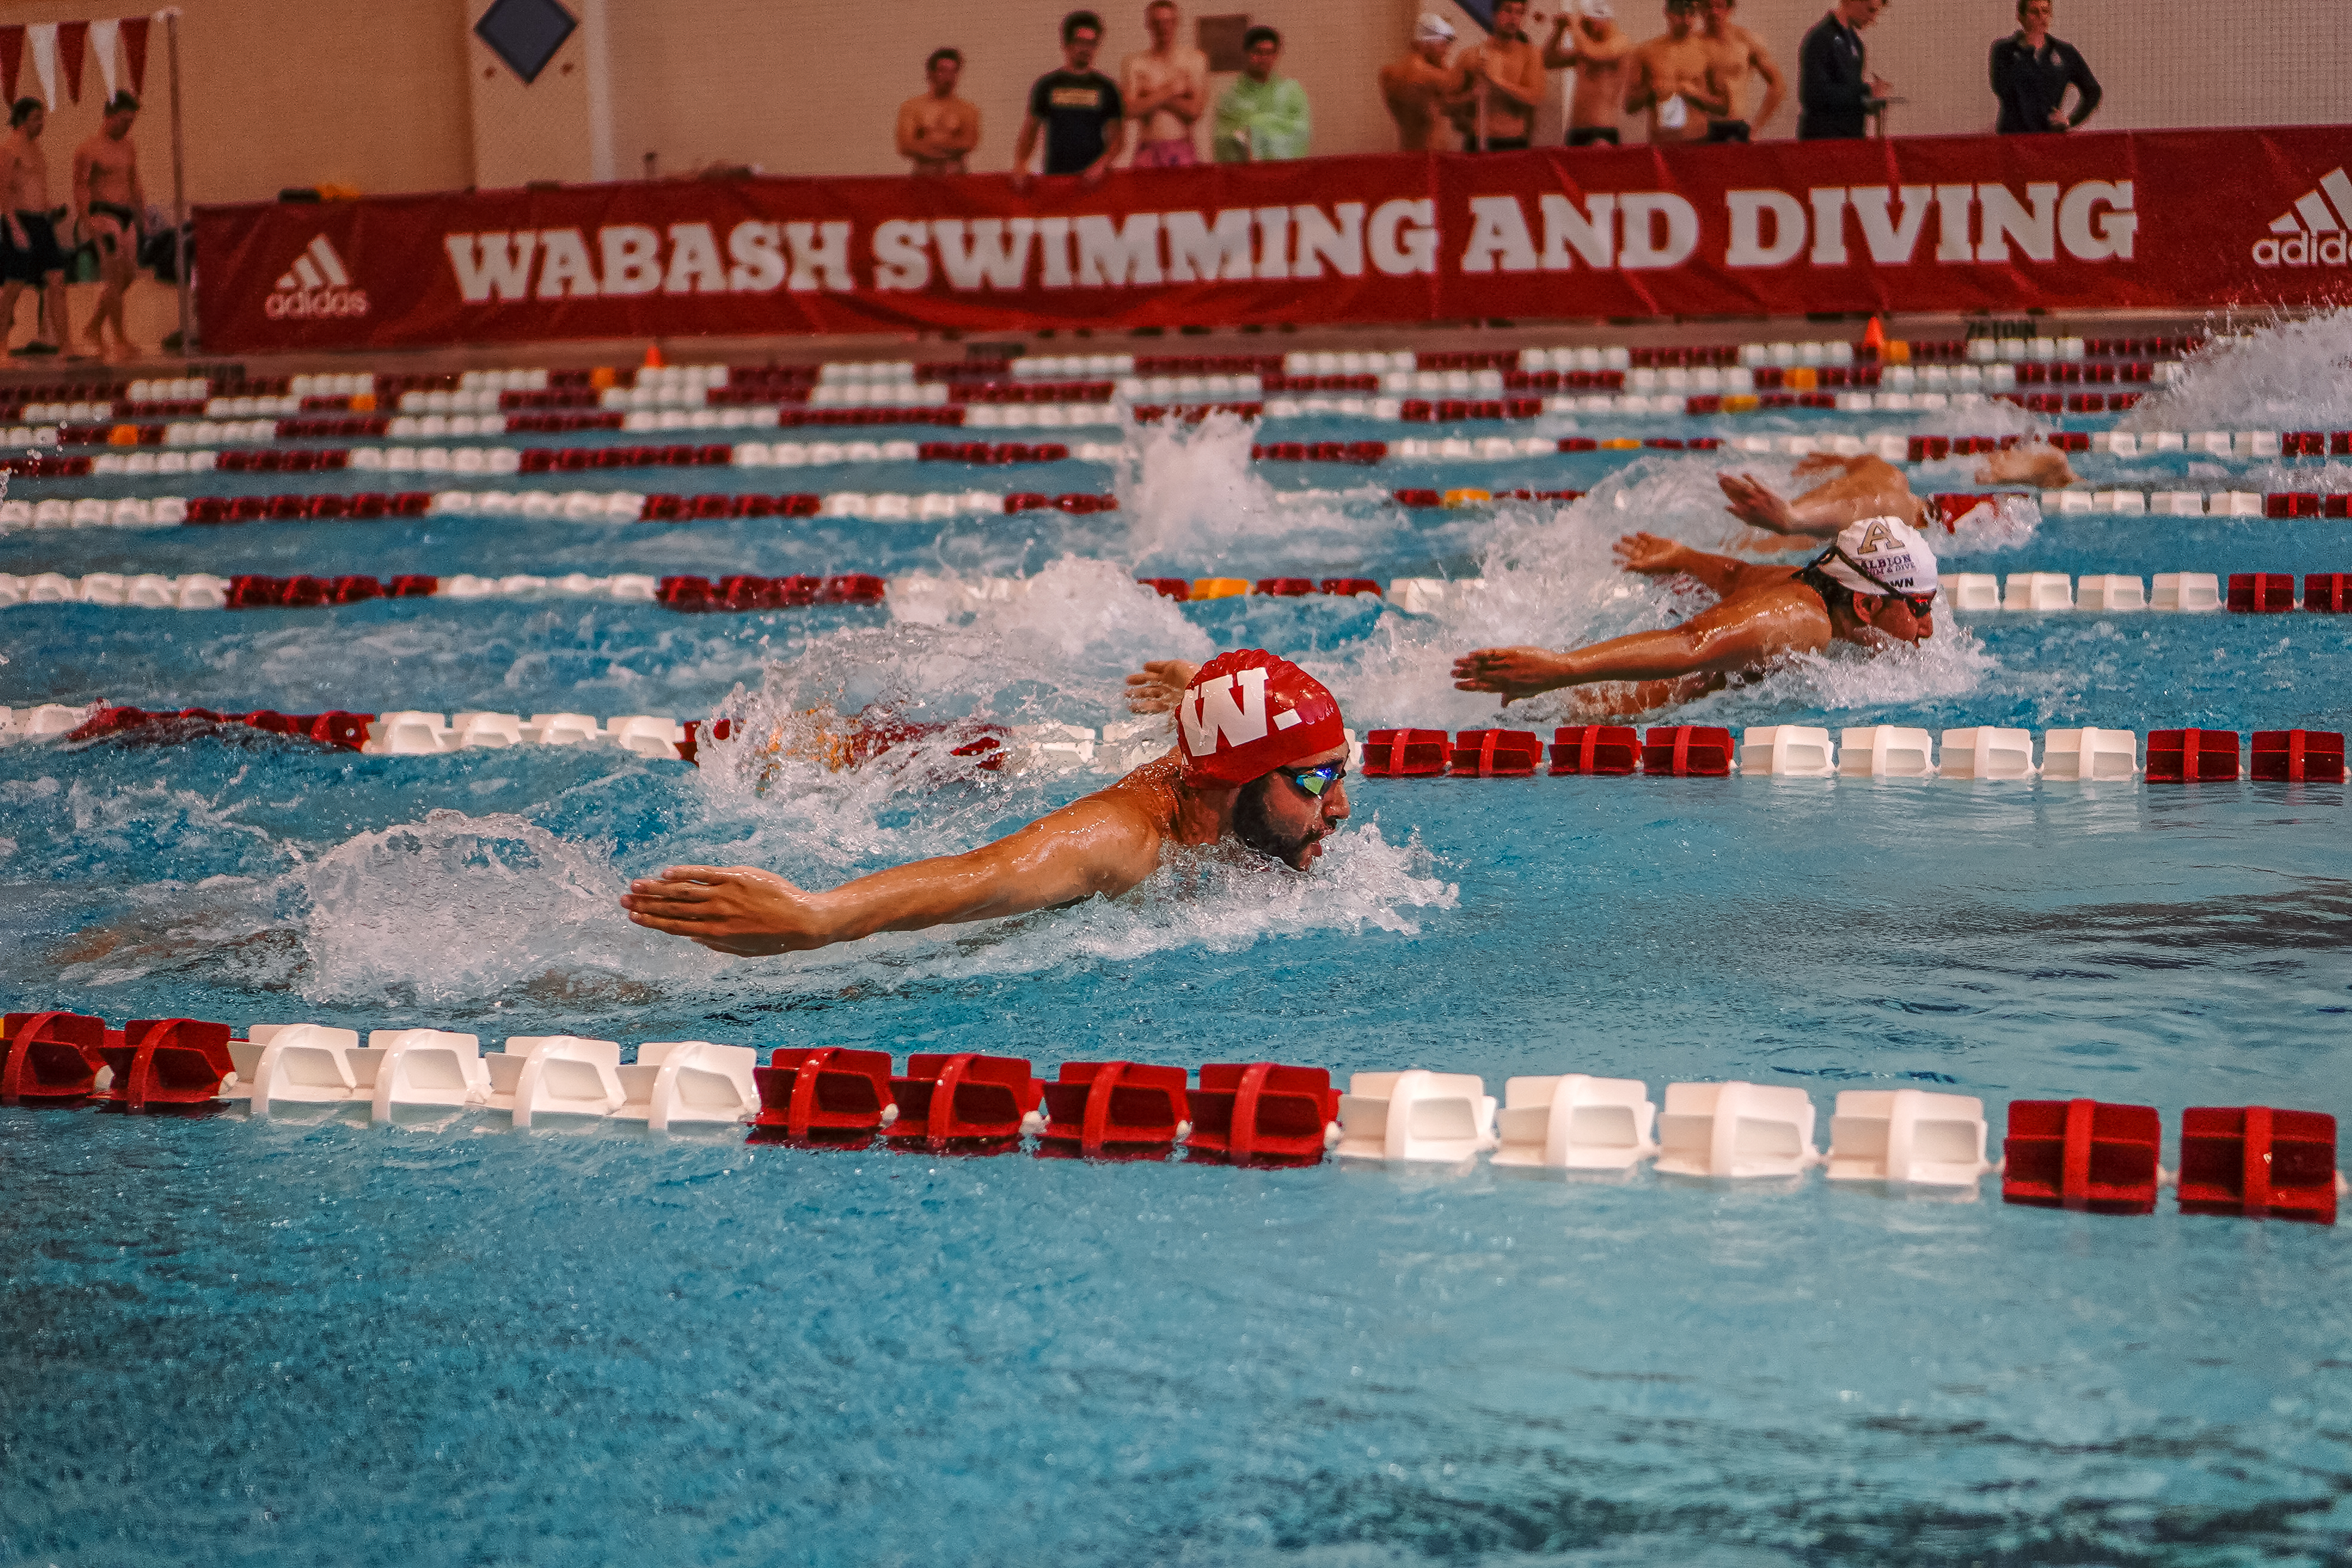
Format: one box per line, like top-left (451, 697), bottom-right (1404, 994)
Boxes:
top-left (621, 793), bottom-right (1165, 957)
top-left (1716, 471), bottom-right (1845, 538)
top-left (1615, 531), bottom-right (1794, 597)
top-left (1452, 581), bottom-right (1829, 702)
top-left (1124, 659), bottom-right (1200, 715)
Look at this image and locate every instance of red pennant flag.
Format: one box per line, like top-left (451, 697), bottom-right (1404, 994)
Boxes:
top-left (120, 16), bottom-right (149, 96)
top-left (0, 27), bottom-right (22, 106)
top-left (57, 20), bottom-right (86, 104)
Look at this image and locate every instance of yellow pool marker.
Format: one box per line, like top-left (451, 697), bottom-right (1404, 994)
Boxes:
top-left (1784, 366), bottom-right (1818, 391)
top-left (1190, 577), bottom-right (1248, 599)
top-left (589, 366), bottom-right (620, 390)
top-left (108, 424), bottom-right (140, 446)
top-left (1442, 488), bottom-right (1492, 507)
top-left (1600, 438), bottom-right (1640, 451)
top-left (1721, 394), bottom-right (1760, 414)
top-left (350, 391), bottom-right (376, 412)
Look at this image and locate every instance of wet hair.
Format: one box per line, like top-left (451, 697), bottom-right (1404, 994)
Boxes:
top-left (10, 98), bottom-right (40, 128)
top-left (1243, 24), bottom-right (1281, 49)
top-left (1793, 561), bottom-right (1860, 617)
top-left (1062, 9), bottom-right (1103, 42)
top-left (925, 47), bottom-right (962, 71)
top-left (106, 91), bottom-right (140, 114)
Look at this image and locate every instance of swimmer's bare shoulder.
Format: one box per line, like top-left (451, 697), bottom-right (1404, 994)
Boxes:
top-left (621, 757), bottom-right (1180, 957)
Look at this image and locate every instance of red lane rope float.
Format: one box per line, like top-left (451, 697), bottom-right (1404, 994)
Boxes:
top-left (1361, 728), bottom-right (1450, 777)
top-left (1038, 1061), bottom-right (1191, 1157)
top-left (2146, 728), bottom-right (2241, 782)
top-left (2178, 1107), bottom-right (2339, 1224)
top-left (1, 1012), bottom-right (109, 1105)
top-left (2001, 1098), bottom-right (2165, 1215)
top-left (655, 574), bottom-right (885, 611)
top-left (752, 1047), bottom-right (897, 1142)
top-left (884, 1053), bottom-right (1041, 1149)
top-left (1449, 728), bottom-right (1542, 777)
top-left (1549, 724), bottom-right (1639, 776)
top-left (1641, 725), bottom-right (1737, 777)
top-left (1183, 1064), bottom-right (1340, 1164)
top-left (2250, 729), bottom-right (2347, 783)
top-left (93, 1018), bottom-right (235, 1113)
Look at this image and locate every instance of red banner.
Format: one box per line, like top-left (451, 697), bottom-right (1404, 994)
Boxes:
top-left (195, 126), bottom-right (2352, 352)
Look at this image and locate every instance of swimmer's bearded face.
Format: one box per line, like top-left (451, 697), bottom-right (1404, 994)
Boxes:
top-left (1231, 757), bottom-right (1350, 870)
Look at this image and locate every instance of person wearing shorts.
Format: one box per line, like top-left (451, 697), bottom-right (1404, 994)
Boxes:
top-left (74, 91), bottom-right (148, 359)
top-left (1121, 0), bottom-right (1208, 169)
top-left (0, 97), bottom-right (82, 358)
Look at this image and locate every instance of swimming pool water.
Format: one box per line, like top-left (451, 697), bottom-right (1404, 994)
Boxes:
top-left (2, 321), bottom-right (2348, 1565)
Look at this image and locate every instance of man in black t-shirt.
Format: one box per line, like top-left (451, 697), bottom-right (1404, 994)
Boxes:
top-left (1012, 10), bottom-right (1128, 188)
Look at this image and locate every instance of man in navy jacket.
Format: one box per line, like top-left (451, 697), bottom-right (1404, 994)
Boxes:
top-left (1796, 0), bottom-right (1887, 140)
top-left (1991, 0), bottom-right (2101, 133)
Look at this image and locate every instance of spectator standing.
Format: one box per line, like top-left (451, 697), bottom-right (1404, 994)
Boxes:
top-left (895, 49), bottom-right (981, 176)
top-left (0, 99), bottom-right (79, 359)
top-left (1211, 27), bottom-right (1310, 162)
top-left (1990, 0), bottom-right (2100, 133)
top-left (1454, 0), bottom-right (1549, 152)
top-left (72, 91), bottom-right (146, 362)
top-left (1796, 0), bottom-right (1888, 140)
top-left (1380, 13), bottom-right (1471, 152)
top-left (1542, 1), bottom-right (1635, 148)
top-left (1121, 1), bottom-right (1209, 167)
top-left (1013, 11), bottom-right (1127, 189)
top-left (1699, 0), bottom-right (1784, 142)
top-left (1625, 0), bottom-right (1725, 145)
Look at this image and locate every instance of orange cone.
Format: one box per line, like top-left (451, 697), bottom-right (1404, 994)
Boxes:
top-left (644, 342), bottom-right (666, 369)
top-left (1861, 316), bottom-right (1886, 352)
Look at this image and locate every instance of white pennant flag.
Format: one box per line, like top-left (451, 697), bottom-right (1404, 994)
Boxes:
top-left (90, 20), bottom-right (121, 103)
top-left (27, 24), bottom-right (59, 109)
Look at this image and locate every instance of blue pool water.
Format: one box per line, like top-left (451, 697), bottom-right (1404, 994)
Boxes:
top-left (2, 320), bottom-right (2349, 1564)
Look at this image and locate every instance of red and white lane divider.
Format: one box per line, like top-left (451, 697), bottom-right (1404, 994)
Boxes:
top-left (0, 1015), bottom-right (2336, 1223)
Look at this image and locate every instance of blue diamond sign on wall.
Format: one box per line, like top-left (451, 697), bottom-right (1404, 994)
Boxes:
top-left (475, 0), bottom-right (578, 85)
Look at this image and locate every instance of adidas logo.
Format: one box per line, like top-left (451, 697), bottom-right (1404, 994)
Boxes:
top-left (264, 235), bottom-right (370, 320)
top-left (2253, 167), bottom-right (2352, 267)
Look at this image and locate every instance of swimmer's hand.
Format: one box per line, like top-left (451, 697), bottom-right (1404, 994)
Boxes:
top-left (1452, 646), bottom-right (1576, 702)
top-left (1613, 531), bottom-right (1690, 575)
top-left (621, 865), bottom-right (834, 956)
top-left (1976, 446), bottom-right (2077, 488)
top-left (1717, 471), bottom-right (1802, 535)
top-left (1124, 659), bottom-right (1201, 714)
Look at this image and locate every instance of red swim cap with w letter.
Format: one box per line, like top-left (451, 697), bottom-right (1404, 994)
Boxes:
top-left (1176, 649), bottom-right (1347, 787)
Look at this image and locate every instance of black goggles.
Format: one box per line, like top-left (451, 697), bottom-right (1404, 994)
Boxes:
top-left (1275, 761), bottom-right (1347, 798)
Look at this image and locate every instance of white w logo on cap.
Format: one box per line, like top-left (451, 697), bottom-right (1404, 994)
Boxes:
top-left (1180, 667), bottom-right (1271, 755)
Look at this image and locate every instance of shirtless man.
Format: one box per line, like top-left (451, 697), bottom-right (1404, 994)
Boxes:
top-left (1453, 516), bottom-right (1938, 716)
top-left (623, 651), bottom-right (1352, 956)
top-left (1380, 13), bottom-right (1471, 152)
top-left (1455, 0), bottom-right (1550, 152)
top-left (73, 92), bottom-right (145, 360)
top-left (1120, 0), bottom-right (1209, 168)
top-left (1699, 0), bottom-right (1785, 141)
top-left (0, 99), bottom-right (81, 359)
top-left (1625, 0), bottom-right (1728, 145)
top-left (1542, 0), bottom-right (1636, 146)
top-left (1717, 446), bottom-right (2076, 549)
top-left (895, 49), bottom-right (982, 176)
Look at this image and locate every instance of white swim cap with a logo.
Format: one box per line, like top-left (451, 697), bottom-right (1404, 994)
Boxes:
top-left (1414, 11), bottom-right (1456, 42)
top-left (1817, 516), bottom-right (1939, 597)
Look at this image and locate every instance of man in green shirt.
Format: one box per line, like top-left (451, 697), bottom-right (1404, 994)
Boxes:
top-left (1212, 26), bottom-right (1310, 161)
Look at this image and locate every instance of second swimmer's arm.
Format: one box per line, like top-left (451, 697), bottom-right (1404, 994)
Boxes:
top-left (621, 795), bottom-right (1164, 956)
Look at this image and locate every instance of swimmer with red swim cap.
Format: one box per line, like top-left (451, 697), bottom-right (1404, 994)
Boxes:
top-left (1453, 514), bottom-right (1938, 713)
top-left (622, 650), bottom-right (1350, 956)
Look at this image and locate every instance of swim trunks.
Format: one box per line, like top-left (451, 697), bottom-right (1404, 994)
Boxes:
top-left (1567, 125), bottom-right (1620, 146)
top-left (1131, 139), bottom-right (1197, 170)
top-left (87, 200), bottom-right (137, 256)
top-left (1468, 135), bottom-right (1531, 151)
top-left (6, 210), bottom-right (66, 282)
top-left (1706, 120), bottom-right (1751, 143)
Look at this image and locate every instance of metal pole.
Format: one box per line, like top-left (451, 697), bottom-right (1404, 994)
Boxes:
top-left (167, 8), bottom-right (189, 355)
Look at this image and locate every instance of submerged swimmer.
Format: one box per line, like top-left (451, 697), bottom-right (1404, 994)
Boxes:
top-left (1716, 448), bottom-right (2074, 549)
top-left (623, 650), bottom-right (1351, 956)
top-left (1451, 515), bottom-right (1938, 712)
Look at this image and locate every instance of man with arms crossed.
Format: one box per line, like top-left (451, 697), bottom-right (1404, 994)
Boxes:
top-left (0, 99), bottom-right (82, 359)
top-left (1453, 516), bottom-right (1938, 716)
top-left (1013, 11), bottom-right (1127, 189)
top-left (896, 50), bottom-right (981, 177)
top-left (1699, 0), bottom-right (1784, 142)
top-left (1625, 0), bottom-right (1727, 146)
top-left (1380, 13), bottom-right (1471, 152)
top-left (1121, 0), bottom-right (1208, 168)
top-left (623, 652), bottom-right (1352, 957)
top-left (1541, 0), bottom-right (1634, 148)
top-left (1454, 0), bottom-right (1549, 152)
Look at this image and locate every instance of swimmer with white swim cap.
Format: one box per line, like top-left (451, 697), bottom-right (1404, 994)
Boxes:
top-left (1453, 515), bottom-right (1937, 713)
top-left (623, 650), bottom-right (1350, 956)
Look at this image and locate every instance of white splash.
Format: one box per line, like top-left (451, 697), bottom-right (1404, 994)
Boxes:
top-left (1114, 410), bottom-right (1396, 571)
top-left (2120, 309), bottom-right (2352, 434)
